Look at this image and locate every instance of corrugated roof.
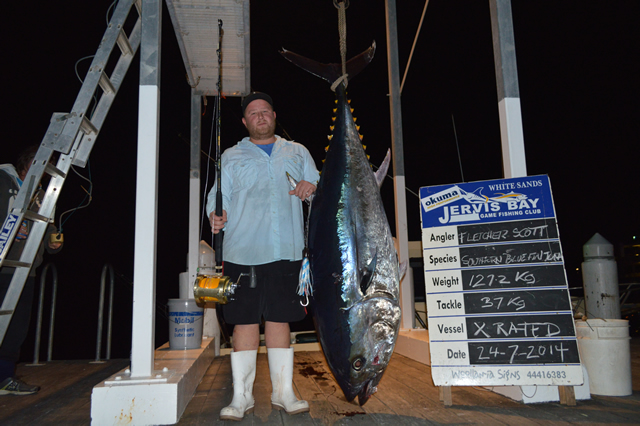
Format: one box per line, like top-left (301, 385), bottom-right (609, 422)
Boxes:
top-left (165, 0), bottom-right (250, 97)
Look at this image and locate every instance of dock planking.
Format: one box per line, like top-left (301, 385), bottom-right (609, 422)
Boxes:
top-left (1, 338), bottom-right (638, 425)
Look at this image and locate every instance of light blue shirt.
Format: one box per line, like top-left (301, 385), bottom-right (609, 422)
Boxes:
top-left (206, 136), bottom-right (320, 265)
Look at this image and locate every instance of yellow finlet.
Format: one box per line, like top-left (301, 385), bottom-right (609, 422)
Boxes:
top-left (330, 125), bottom-right (335, 131)
top-left (362, 145), bottom-right (367, 150)
top-left (359, 134), bottom-right (364, 141)
top-left (325, 145), bottom-right (329, 152)
top-left (327, 135), bottom-right (333, 141)
top-left (333, 108), bottom-right (337, 113)
top-left (332, 117), bottom-right (336, 122)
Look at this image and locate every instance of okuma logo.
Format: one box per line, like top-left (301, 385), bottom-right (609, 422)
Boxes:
top-left (421, 186), bottom-right (462, 212)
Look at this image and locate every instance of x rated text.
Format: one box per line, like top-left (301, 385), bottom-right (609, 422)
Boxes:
top-left (472, 321), bottom-right (562, 338)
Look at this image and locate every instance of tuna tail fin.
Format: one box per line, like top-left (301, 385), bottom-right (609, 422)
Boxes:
top-left (280, 41), bottom-right (376, 86)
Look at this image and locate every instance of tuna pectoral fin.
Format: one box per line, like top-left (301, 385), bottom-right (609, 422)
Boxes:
top-left (374, 149), bottom-right (391, 189)
top-left (280, 42), bottom-right (376, 85)
top-left (285, 171), bottom-right (312, 204)
top-left (360, 252), bottom-right (378, 295)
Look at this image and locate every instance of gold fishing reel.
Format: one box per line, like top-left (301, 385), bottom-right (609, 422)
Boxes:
top-left (193, 274), bottom-right (237, 305)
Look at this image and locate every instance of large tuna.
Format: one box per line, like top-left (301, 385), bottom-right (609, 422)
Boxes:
top-left (281, 43), bottom-right (404, 406)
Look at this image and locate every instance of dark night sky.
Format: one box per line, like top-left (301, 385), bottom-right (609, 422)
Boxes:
top-left (1, 1), bottom-right (638, 360)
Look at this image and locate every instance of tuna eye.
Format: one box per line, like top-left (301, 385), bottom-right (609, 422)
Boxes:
top-left (352, 357), bottom-right (365, 371)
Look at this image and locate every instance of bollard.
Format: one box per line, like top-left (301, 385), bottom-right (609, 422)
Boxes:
top-left (582, 233), bottom-right (621, 319)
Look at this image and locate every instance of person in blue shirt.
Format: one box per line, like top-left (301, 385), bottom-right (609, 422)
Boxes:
top-left (207, 92), bottom-right (319, 421)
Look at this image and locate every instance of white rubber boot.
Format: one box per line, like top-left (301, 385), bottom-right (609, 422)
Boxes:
top-left (220, 350), bottom-right (257, 421)
top-left (268, 347), bottom-right (310, 415)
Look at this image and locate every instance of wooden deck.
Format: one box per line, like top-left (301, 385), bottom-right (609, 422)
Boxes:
top-left (2, 340), bottom-right (640, 425)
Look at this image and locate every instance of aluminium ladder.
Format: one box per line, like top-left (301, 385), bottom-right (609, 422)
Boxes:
top-left (0, 0), bottom-right (142, 345)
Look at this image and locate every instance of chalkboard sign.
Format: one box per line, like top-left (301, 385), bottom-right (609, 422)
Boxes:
top-left (420, 175), bottom-right (583, 386)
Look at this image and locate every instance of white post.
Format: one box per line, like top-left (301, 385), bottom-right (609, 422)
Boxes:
top-left (385, 0), bottom-right (415, 330)
top-left (130, 0), bottom-right (161, 378)
top-left (489, 0), bottom-right (527, 178)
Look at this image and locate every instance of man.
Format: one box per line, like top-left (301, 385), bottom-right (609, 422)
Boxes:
top-left (0, 146), bottom-right (63, 395)
top-left (207, 92), bottom-right (319, 420)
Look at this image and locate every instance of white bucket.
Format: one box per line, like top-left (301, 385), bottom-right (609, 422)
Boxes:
top-left (575, 319), bottom-right (632, 396)
top-left (168, 298), bottom-right (204, 350)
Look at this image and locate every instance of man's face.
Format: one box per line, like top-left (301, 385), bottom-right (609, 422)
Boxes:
top-left (242, 99), bottom-right (276, 142)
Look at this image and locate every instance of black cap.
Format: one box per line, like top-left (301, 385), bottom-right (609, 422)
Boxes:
top-left (242, 92), bottom-right (274, 115)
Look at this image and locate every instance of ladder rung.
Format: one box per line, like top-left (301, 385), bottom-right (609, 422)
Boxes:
top-left (116, 29), bottom-right (134, 56)
top-left (99, 72), bottom-right (116, 94)
top-left (44, 162), bottom-right (66, 179)
top-left (0, 310), bottom-right (14, 316)
top-left (23, 211), bottom-right (50, 223)
top-left (80, 116), bottom-right (98, 135)
top-left (2, 260), bottom-right (32, 269)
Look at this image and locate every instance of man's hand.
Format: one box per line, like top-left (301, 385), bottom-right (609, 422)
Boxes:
top-left (210, 210), bottom-right (227, 234)
top-left (289, 180), bottom-right (316, 201)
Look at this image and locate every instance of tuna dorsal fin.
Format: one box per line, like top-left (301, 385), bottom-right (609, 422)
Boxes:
top-left (374, 149), bottom-right (391, 189)
top-left (399, 260), bottom-right (408, 281)
top-left (360, 252), bottom-right (378, 295)
top-left (280, 42), bottom-right (376, 86)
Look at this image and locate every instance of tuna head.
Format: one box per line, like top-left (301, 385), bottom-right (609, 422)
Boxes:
top-left (339, 295), bottom-right (401, 405)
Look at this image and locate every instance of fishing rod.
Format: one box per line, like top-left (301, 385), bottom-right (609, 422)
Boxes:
top-left (214, 19), bottom-right (224, 273)
top-left (193, 19), bottom-right (248, 304)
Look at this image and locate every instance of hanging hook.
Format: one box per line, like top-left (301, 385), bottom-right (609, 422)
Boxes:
top-left (333, 0), bottom-right (349, 9)
top-left (300, 294), bottom-right (309, 307)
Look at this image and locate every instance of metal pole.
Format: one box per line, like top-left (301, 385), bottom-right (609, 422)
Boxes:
top-left (46, 265), bottom-right (58, 362)
top-left (106, 264), bottom-right (115, 360)
top-left (131, 0), bottom-right (161, 378)
top-left (188, 90), bottom-right (201, 289)
top-left (489, 0), bottom-right (527, 178)
top-left (385, 0), bottom-right (415, 330)
top-left (29, 264), bottom-right (52, 365)
top-left (94, 265), bottom-right (107, 363)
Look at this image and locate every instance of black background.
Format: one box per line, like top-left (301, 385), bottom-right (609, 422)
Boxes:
top-left (1, 1), bottom-right (638, 360)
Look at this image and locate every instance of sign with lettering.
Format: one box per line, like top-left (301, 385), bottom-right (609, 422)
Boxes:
top-left (419, 175), bottom-right (583, 386)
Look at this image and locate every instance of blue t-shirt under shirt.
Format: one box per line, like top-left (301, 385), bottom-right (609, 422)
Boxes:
top-left (256, 142), bottom-right (275, 156)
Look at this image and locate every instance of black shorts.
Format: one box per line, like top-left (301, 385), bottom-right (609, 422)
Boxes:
top-left (221, 260), bottom-right (306, 325)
